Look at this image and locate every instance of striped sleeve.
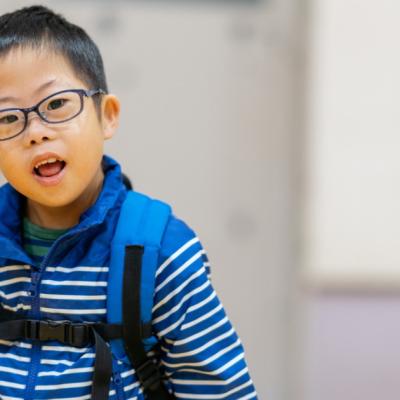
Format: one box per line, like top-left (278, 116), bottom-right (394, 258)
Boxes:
top-left (152, 216), bottom-right (257, 399)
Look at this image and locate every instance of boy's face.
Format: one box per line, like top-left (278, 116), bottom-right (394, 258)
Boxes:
top-left (0, 48), bottom-right (119, 211)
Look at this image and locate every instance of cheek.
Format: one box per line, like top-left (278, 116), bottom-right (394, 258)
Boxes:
top-left (0, 145), bottom-right (27, 182)
top-left (0, 162), bottom-right (32, 199)
top-left (67, 116), bottom-right (104, 146)
top-left (65, 125), bottom-right (105, 178)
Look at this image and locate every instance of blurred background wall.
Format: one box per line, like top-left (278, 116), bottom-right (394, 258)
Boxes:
top-left (0, 0), bottom-right (399, 399)
top-left (302, 1), bottom-right (400, 400)
top-left (0, 1), bottom-right (300, 398)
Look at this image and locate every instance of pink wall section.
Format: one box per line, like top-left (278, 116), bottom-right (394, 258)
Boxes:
top-left (303, 294), bottom-right (400, 400)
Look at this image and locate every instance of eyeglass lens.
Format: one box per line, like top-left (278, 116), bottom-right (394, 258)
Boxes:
top-left (0, 91), bottom-right (83, 140)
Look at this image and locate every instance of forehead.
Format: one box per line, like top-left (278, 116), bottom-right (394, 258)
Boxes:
top-left (0, 48), bottom-right (86, 106)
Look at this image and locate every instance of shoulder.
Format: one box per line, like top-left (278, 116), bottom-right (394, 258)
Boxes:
top-left (161, 215), bottom-right (200, 257)
top-left (121, 191), bottom-right (210, 275)
top-left (157, 213), bottom-right (210, 286)
top-left (127, 191), bottom-right (205, 262)
top-left (161, 214), bottom-right (208, 262)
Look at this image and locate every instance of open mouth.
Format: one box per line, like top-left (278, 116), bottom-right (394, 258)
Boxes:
top-left (33, 158), bottom-right (66, 178)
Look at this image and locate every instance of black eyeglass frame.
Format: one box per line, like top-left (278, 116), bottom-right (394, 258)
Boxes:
top-left (0, 88), bottom-right (106, 141)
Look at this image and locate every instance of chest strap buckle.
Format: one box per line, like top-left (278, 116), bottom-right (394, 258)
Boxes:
top-left (24, 320), bottom-right (91, 347)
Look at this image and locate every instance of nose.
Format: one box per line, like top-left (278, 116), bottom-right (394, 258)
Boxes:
top-left (22, 112), bottom-right (57, 146)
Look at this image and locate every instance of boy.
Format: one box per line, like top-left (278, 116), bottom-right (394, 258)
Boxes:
top-left (0, 5), bottom-right (257, 400)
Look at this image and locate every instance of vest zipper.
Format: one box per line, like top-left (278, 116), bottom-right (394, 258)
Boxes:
top-left (24, 342), bottom-right (41, 400)
top-left (24, 227), bottom-right (92, 400)
top-left (30, 227), bottom-right (92, 315)
top-left (113, 371), bottom-right (125, 400)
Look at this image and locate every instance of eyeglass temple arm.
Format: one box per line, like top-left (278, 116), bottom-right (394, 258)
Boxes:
top-left (85, 89), bottom-right (106, 97)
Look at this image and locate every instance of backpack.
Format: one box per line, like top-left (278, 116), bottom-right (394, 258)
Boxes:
top-left (0, 190), bottom-right (175, 400)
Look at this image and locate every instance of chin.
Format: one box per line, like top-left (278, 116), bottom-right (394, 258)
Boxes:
top-left (26, 190), bottom-right (79, 209)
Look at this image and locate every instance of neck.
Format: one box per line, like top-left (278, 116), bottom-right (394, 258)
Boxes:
top-left (25, 169), bottom-right (104, 230)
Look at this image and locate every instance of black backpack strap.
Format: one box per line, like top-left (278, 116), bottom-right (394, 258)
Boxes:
top-left (122, 172), bottom-right (133, 190)
top-left (123, 245), bottom-right (175, 399)
top-left (91, 329), bottom-right (112, 400)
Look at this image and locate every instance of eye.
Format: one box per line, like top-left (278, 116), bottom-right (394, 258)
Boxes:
top-left (0, 114), bottom-right (19, 124)
top-left (47, 98), bottom-right (67, 111)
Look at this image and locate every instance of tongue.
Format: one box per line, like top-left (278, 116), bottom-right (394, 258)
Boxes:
top-left (38, 161), bottom-right (64, 177)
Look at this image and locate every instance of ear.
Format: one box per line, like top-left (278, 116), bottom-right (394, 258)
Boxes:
top-left (100, 94), bottom-right (120, 140)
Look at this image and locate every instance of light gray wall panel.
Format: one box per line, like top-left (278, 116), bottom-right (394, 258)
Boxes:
top-left (0, 1), bottom-right (304, 399)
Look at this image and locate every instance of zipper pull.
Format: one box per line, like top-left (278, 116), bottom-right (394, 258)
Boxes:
top-left (29, 271), bottom-right (41, 297)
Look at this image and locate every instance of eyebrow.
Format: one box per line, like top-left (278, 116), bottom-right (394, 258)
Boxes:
top-left (0, 79), bottom-right (57, 104)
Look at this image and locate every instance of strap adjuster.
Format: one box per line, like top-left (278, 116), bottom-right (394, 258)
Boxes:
top-left (24, 320), bottom-right (90, 347)
top-left (67, 323), bottom-right (91, 347)
top-left (135, 359), bottom-right (163, 391)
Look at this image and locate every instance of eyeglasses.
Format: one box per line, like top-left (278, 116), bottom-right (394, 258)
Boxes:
top-left (0, 88), bottom-right (105, 141)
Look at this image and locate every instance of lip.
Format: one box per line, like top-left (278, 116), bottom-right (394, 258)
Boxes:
top-left (31, 152), bottom-right (67, 187)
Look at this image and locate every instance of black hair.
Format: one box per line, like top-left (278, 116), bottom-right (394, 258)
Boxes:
top-left (0, 5), bottom-right (108, 111)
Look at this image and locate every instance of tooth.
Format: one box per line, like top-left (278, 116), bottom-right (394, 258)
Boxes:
top-left (35, 157), bottom-right (60, 169)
